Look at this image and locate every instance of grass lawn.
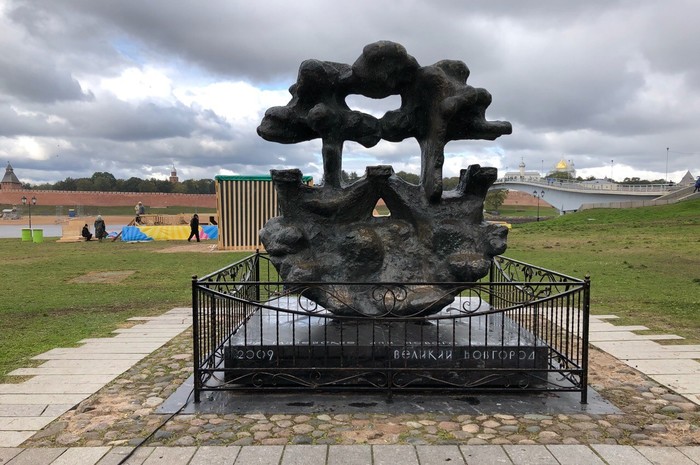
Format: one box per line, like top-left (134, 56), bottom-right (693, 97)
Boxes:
top-left (506, 199), bottom-right (700, 342)
top-left (1, 199), bottom-right (698, 380)
top-left (0, 238), bottom-right (248, 379)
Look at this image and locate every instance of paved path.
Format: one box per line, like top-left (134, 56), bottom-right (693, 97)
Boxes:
top-left (0, 310), bottom-right (699, 463)
top-left (1, 444), bottom-right (700, 464)
top-left (588, 315), bottom-right (700, 405)
top-left (0, 308), bottom-right (192, 448)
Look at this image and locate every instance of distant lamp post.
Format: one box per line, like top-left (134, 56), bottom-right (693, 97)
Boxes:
top-left (610, 159), bottom-right (614, 181)
top-left (533, 190), bottom-right (545, 222)
top-left (21, 195), bottom-right (37, 230)
top-left (666, 147), bottom-right (669, 183)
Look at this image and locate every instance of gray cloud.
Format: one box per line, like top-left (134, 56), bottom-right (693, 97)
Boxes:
top-left (2, 0), bottom-right (699, 185)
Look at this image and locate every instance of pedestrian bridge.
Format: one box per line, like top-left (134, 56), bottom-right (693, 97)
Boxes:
top-left (490, 179), bottom-right (678, 213)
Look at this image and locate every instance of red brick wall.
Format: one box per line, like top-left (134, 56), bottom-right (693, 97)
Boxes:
top-left (502, 190), bottom-right (552, 207)
top-left (0, 189), bottom-right (216, 209)
top-left (0, 188), bottom-right (544, 209)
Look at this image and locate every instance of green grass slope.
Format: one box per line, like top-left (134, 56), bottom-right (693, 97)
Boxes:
top-left (506, 199), bottom-right (700, 341)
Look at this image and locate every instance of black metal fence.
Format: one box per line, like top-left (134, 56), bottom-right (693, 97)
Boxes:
top-left (192, 253), bottom-right (590, 402)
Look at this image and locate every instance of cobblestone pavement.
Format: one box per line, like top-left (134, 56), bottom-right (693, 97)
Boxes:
top-left (20, 329), bottom-right (699, 449)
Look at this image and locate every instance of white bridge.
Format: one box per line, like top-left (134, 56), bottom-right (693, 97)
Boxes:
top-left (491, 179), bottom-right (692, 213)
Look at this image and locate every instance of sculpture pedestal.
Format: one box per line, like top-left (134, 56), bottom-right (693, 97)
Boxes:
top-left (224, 298), bottom-right (548, 389)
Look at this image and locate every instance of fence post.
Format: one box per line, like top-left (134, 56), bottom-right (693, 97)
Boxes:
top-left (581, 274), bottom-right (591, 404)
top-left (191, 275), bottom-right (201, 403)
top-left (254, 248), bottom-right (261, 302)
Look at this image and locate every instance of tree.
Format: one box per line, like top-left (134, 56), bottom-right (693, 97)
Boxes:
top-left (485, 189), bottom-right (508, 211)
top-left (442, 176), bottom-right (460, 190)
top-left (341, 170), bottom-right (360, 183)
top-left (396, 171), bottom-right (420, 185)
top-left (91, 172), bottom-right (117, 191)
top-left (75, 178), bottom-right (94, 191)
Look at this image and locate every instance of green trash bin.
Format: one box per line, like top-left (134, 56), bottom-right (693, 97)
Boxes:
top-left (21, 228), bottom-right (32, 242)
top-left (32, 229), bottom-right (44, 243)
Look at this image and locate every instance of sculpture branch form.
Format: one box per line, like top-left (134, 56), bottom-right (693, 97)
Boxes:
top-left (257, 41), bottom-right (512, 317)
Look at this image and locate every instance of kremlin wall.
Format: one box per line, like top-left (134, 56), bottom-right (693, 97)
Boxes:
top-left (0, 188), bottom-right (216, 210)
top-left (0, 163), bottom-right (215, 211)
top-left (0, 161), bottom-right (538, 214)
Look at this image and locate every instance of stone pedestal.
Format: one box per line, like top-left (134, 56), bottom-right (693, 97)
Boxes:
top-left (224, 298), bottom-right (548, 389)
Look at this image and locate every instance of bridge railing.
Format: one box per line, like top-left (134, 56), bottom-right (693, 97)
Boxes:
top-left (496, 178), bottom-right (678, 193)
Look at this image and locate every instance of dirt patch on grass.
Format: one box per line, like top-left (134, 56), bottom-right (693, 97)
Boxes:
top-left (71, 270), bottom-right (136, 283)
top-left (155, 243), bottom-right (224, 253)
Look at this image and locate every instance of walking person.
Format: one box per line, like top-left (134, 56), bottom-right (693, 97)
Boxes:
top-left (94, 215), bottom-right (107, 242)
top-left (694, 176), bottom-right (700, 193)
top-left (188, 213), bottom-right (200, 242)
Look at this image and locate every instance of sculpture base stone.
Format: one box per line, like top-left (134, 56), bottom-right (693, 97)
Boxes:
top-left (224, 299), bottom-right (548, 389)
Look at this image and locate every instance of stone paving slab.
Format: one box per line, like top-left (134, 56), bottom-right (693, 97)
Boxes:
top-left (36, 346), bottom-right (164, 355)
top-left (231, 445), bottom-right (283, 465)
top-left (1, 445), bottom-right (700, 464)
top-left (635, 446), bottom-right (698, 465)
top-left (680, 446), bottom-right (700, 463)
top-left (651, 374), bottom-right (700, 394)
top-left (0, 405), bottom-right (45, 417)
top-left (461, 445), bottom-right (512, 464)
top-left (547, 444), bottom-right (606, 464)
top-left (112, 329), bottom-right (188, 335)
top-left (23, 375), bottom-right (118, 385)
top-left (188, 445), bottom-right (239, 465)
top-left (32, 353), bottom-right (146, 361)
top-left (78, 338), bottom-right (177, 344)
top-left (279, 444), bottom-right (326, 465)
top-left (50, 446), bottom-right (110, 465)
top-left (0, 432), bottom-right (34, 449)
top-left (9, 368), bottom-right (125, 377)
top-left (589, 331), bottom-right (684, 342)
top-left (415, 445), bottom-right (465, 465)
top-left (502, 444), bottom-right (558, 464)
top-left (0, 394), bottom-right (89, 405)
top-left (327, 444), bottom-right (371, 465)
top-left (97, 446), bottom-right (156, 465)
top-left (0, 447), bottom-right (21, 463)
top-left (0, 383), bottom-right (108, 394)
top-left (589, 324), bottom-right (650, 332)
top-left (373, 445), bottom-right (420, 465)
top-left (3, 446), bottom-right (65, 464)
top-left (17, 359), bottom-right (138, 369)
top-left (593, 340), bottom-right (700, 353)
top-left (623, 359), bottom-right (700, 375)
top-left (656, 345), bottom-right (700, 352)
top-left (77, 339), bottom-right (171, 345)
top-left (141, 446), bottom-right (197, 464)
top-left (0, 416), bottom-right (55, 431)
top-left (591, 444), bottom-right (654, 465)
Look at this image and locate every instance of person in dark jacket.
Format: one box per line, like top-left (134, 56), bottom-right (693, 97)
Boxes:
top-left (188, 214), bottom-right (200, 242)
top-left (694, 176), bottom-right (700, 193)
top-left (81, 224), bottom-right (92, 241)
top-left (94, 215), bottom-right (107, 242)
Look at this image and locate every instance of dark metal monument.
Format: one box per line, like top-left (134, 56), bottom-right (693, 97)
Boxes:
top-left (258, 41), bottom-right (511, 316)
top-left (191, 42), bottom-right (590, 403)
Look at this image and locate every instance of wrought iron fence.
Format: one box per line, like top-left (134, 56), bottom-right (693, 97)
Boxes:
top-left (192, 252), bottom-right (589, 402)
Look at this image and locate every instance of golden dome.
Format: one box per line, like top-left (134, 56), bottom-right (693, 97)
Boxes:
top-left (555, 159), bottom-right (569, 170)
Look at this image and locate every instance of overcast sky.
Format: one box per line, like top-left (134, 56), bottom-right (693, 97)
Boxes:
top-left (1, 0), bottom-right (699, 186)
